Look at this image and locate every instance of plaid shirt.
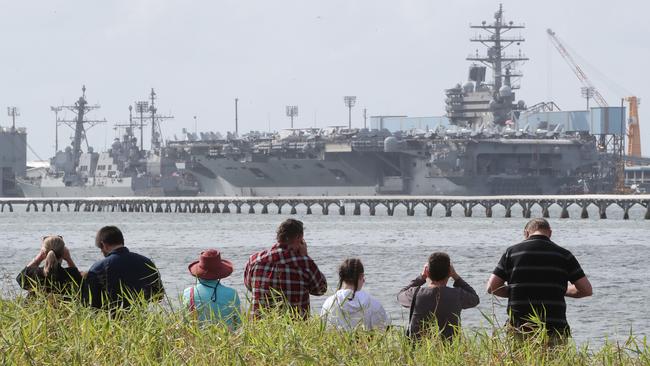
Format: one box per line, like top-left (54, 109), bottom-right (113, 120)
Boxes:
top-left (244, 243), bottom-right (327, 318)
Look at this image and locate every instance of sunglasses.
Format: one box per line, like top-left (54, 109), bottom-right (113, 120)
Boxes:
top-left (41, 235), bottom-right (64, 241)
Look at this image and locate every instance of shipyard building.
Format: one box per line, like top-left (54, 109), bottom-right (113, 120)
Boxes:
top-left (0, 126), bottom-right (27, 196)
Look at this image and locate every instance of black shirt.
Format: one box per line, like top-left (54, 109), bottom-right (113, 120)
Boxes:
top-left (83, 246), bottom-right (164, 309)
top-left (16, 265), bottom-right (82, 298)
top-left (493, 235), bottom-right (585, 334)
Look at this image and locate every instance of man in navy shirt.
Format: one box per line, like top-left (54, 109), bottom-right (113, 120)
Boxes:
top-left (83, 226), bottom-right (164, 309)
top-left (486, 218), bottom-right (592, 337)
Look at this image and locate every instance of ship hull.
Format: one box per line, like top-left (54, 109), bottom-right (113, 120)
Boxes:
top-left (17, 180), bottom-right (163, 198)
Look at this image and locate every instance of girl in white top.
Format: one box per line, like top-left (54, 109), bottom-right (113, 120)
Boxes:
top-left (321, 258), bottom-right (389, 331)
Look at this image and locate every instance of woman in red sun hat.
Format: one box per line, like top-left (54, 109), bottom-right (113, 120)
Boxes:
top-left (183, 249), bottom-right (241, 328)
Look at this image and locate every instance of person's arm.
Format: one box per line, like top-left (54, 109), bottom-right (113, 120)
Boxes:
top-left (243, 259), bottom-right (252, 292)
top-left (451, 273), bottom-right (480, 309)
top-left (370, 299), bottom-right (389, 330)
top-left (566, 276), bottom-right (592, 298)
top-left (62, 247), bottom-right (77, 268)
top-left (306, 258), bottom-right (327, 296)
top-left (26, 248), bottom-right (47, 268)
top-left (565, 253), bottom-right (591, 298)
top-left (398, 275), bottom-right (426, 307)
top-left (486, 274), bottom-right (509, 298)
top-left (82, 267), bottom-right (103, 308)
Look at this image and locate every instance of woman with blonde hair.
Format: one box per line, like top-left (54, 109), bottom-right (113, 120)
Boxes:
top-left (16, 235), bottom-right (82, 298)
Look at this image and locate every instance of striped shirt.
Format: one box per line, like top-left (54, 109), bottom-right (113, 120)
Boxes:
top-left (493, 235), bottom-right (585, 334)
top-left (244, 243), bottom-right (327, 318)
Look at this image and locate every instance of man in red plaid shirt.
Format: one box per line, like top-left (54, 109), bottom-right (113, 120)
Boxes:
top-left (244, 219), bottom-right (327, 318)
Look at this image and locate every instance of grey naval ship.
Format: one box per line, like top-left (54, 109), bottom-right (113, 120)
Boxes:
top-left (168, 5), bottom-right (620, 196)
top-left (18, 87), bottom-right (199, 197)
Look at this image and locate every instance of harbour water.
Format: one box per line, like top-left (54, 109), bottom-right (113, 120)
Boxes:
top-left (1, 205), bottom-right (648, 345)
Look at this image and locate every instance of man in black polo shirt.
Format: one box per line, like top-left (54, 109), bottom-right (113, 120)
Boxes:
top-left (486, 218), bottom-right (592, 337)
top-left (83, 226), bottom-right (164, 309)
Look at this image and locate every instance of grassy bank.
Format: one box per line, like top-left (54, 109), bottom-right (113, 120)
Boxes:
top-left (0, 296), bottom-right (647, 365)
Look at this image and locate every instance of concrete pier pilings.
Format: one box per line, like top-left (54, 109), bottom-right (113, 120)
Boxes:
top-left (1, 195), bottom-right (650, 220)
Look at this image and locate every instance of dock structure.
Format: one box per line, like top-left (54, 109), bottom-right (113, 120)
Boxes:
top-left (1, 195), bottom-right (650, 220)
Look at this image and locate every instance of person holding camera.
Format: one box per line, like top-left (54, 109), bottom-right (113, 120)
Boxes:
top-left (398, 252), bottom-right (479, 339)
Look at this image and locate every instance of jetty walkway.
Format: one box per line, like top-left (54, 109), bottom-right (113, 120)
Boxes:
top-left (1, 195), bottom-right (650, 219)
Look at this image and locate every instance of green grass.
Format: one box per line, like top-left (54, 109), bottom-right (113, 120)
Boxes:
top-left (0, 294), bottom-right (647, 365)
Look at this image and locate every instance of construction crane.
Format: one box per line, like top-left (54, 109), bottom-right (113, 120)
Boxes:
top-left (546, 29), bottom-right (609, 107)
top-left (626, 96), bottom-right (642, 157)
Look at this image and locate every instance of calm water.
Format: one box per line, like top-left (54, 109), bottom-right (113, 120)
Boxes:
top-left (1, 204), bottom-right (648, 344)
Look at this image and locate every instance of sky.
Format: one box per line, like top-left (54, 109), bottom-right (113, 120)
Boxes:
top-left (1, 0), bottom-right (649, 160)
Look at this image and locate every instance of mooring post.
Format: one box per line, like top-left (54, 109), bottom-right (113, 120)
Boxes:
top-left (598, 202), bottom-right (607, 219)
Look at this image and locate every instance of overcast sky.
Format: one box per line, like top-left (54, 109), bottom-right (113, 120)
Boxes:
top-left (1, 0), bottom-right (649, 160)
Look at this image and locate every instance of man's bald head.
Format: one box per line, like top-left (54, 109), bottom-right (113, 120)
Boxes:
top-left (524, 218), bottom-right (552, 238)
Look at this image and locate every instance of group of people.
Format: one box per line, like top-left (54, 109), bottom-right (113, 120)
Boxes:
top-left (17, 217), bottom-right (593, 340)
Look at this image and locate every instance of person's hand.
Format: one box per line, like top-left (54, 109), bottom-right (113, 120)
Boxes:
top-left (421, 264), bottom-right (429, 280)
top-left (449, 264), bottom-right (460, 281)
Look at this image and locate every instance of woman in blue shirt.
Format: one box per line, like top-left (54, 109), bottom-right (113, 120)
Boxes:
top-left (183, 249), bottom-right (241, 329)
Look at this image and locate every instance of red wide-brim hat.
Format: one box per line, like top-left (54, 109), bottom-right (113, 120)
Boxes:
top-left (188, 249), bottom-right (234, 280)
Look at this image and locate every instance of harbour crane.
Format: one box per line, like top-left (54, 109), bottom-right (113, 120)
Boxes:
top-left (547, 29), bottom-right (644, 192)
top-left (626, 96), bottom-right (642, 157)
top-left (546, 29), bottom-right (609, 107)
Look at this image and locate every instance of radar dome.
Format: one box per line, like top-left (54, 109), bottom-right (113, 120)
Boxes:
top-left (384, 136), bottom-right (399, 152)
top-left (463, 82), bottom-right (474, 93)
top-left (499, 85), bottom-right (512, 97)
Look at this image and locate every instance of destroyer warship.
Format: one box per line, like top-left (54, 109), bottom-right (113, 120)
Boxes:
top-left (168, 5), bottom-right (620, 196)
top-left (18, 87), bottom-right (199, 197)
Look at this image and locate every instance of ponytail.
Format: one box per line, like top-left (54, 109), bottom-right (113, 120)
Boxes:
top-left (337, 258), bottom-right (364, 300)
top-left (42, 236), bottom-right (65, 276)
top-left (43, 250), bottom-right (59, 276)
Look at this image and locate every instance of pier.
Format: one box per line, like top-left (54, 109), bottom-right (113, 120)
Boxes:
top-left (1, 195), bottom-right (650, 219)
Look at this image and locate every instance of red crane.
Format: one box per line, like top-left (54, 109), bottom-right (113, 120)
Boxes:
top-left (546, 29), bottom-right (609, 107)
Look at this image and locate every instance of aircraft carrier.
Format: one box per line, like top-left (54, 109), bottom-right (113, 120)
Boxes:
top-left (167, 5), bottom-right (621, 196)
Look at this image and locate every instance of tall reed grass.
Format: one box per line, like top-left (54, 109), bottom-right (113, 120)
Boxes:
top-left (0, 292), bottom-right (647, 365)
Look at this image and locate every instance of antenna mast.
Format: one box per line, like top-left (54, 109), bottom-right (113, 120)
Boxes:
top-left (467, 4), bottom-right (528, 90)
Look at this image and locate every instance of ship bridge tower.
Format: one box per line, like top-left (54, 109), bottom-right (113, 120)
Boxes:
top-left (53, 86), bottom-right (106, 182)
top-left (457, 4), bottom-right (529, 126)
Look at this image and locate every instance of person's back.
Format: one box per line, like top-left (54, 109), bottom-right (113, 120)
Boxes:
top-left (398, 252), bottom-right (479, 339)
top-left (183, 249), bottom-right (241, 329)
top-left (244, 219), bottom-right (327, 318)
top-left (183, 281), bottom-right (240, 328)
top-left (321, 258), bottom-right (388, 331)
top-left (487, 218), bottom-right (592, 337)
top-left (84, 226), bottom-right (164, 309)
top-left (17, 236), bottom-right (82, 299)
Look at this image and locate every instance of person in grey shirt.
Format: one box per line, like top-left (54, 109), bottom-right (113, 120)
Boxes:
top-left (398, 252), bottom-right (479, 339)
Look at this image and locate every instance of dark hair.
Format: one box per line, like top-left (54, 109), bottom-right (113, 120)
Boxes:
top-left (428, 252), bottom-right (450, 281)
top-left (338, 258), bottom-right (364, 300)
top-left (95, 226), bottom-right (125, 248)
top-left (276, 219), bottom-right (304, 244)
top-left (524, 218), bottom-right (551, 233)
